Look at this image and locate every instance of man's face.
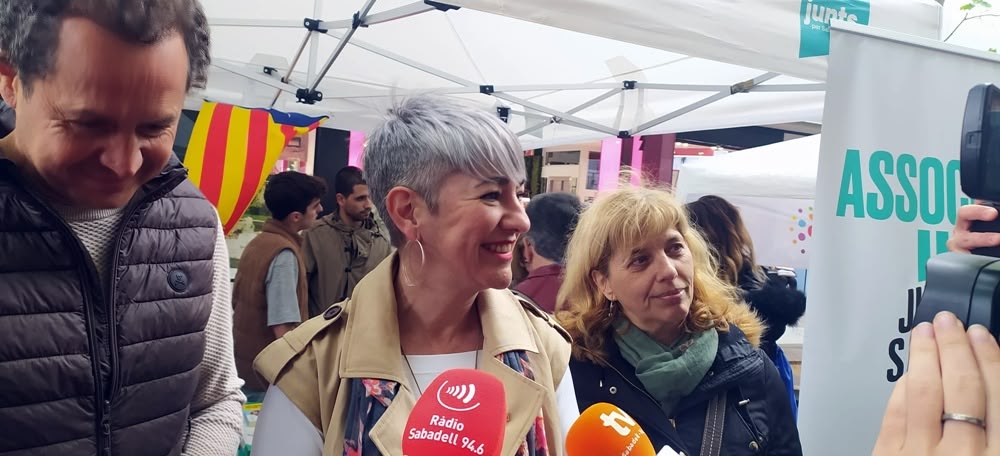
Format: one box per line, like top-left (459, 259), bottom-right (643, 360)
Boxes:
top-left (0, 17), bottom-right (189, 209)
top-left (298, 198), bottom-right (323, 232)
top-left (337, 183), bottom-right (373, 222)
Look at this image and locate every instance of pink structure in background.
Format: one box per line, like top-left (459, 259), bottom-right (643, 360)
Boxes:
top-left (348, 131), bottom-right (366, 168)
top-left (629, 136), bottom-right (644, 186)
top-left (598, 138), bottom-right (622, 191)
top-left (598, 136), bottom-right (646, 190)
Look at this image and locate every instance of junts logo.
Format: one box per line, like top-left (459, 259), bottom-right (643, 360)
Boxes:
top-left (436, 381), bottom-right (481, 412)
top-left (799, 0), bottom-right (870, 58)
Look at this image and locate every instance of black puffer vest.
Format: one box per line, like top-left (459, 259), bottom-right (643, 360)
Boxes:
top-left (0, 156), bottom-right (217, 455)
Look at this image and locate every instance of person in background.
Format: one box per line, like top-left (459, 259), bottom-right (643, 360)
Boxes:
top-left (0, 1), bottom-right (244, 454)
top-left (232, 171), bottom-right (326, 401)
top-left (248, 95), bottom-right (579, 456)
top-left (558, 187), bottom-right (801, 456)
top-left (685, 194), bottom-right (806, 418)
top-left (516, 192), bottom-right (582, 313)
top-left (301, 165), bottom-right (392, 317)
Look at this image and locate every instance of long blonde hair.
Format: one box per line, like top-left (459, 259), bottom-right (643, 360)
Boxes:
top-left (555, 186), bottom-right (762, 365)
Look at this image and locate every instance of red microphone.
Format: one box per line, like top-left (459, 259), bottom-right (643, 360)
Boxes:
top-left (402, 369), bottom-right (507, 456)
top-left (566, 402), bottom-right (657, 456)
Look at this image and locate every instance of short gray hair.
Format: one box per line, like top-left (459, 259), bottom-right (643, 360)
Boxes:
top-left (0, 0), bottom-right (211, 93)
top-left (364, 95), bottom-right (526, 246)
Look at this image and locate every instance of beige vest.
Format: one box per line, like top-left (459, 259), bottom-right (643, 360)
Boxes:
top-left (255, 254), bottom-right (572, 456)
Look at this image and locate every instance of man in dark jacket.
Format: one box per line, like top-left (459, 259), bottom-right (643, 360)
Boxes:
top-left (301, 166), bottom-right (391, 317)
top-left (0, 2), bottom-right (243, 454)
top-left (516, 192), bottom-right (581, 312)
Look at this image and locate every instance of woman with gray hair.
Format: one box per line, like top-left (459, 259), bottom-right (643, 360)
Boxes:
top-left (249, 95), bottom-right (580, 456)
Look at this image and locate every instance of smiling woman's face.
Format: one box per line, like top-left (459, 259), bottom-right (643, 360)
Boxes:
top-left (416, 172), bottom-right (530, 293)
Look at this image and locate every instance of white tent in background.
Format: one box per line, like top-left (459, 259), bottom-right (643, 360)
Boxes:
top-left (196, 0), bottom-right (941, 149)
top-left (675, 134), bottom-right (822, 269)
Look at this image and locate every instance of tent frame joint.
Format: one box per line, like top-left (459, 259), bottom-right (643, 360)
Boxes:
top-left (623, 80), bottom-right (638, 90)
top-left (618, 130), bottom-right (632, 139)
top-left (353, 11), bottom-right (366, 29)
top-left (303, 18), bottom-right (328, 33)
top-left (296, 88), bottom-right (324, 104)
top-left (424, 1), bottom-right (460, 12)
top-left (480, 85), bottom-right (495, 95)
top-left (730, 78), bottom-right (759, 94)
top-left (496, 106), bottom-right (510, 124)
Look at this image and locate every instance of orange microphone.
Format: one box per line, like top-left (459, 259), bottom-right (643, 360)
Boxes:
top-left (402, 369), bottom-right (507, 456)
top-left (566, 402), bottom-right (657, 456)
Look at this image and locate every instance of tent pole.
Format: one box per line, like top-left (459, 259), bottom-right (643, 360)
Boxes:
top-left (748, 83), bottom-right (826, 92)
top-left (631, 72), bottom-right (780, 135)
top-left (308, 0), bottom-right (379, 93)
top-left (214, 60), bottom-right (300, 95)
top-left (495, 92), bottom-right (619, 137)
top-left (516, 88), bottom-right (622, 137)
top-left (270, 32), bottom-right (312, 108)
top-left (326, 31), bottom-right (478, 87)
top-left (333, 2), bottom-right (437, 28)
top-left (307, 0), bottom-right (322, 84)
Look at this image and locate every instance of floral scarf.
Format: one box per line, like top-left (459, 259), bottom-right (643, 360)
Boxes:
top-left (343, 350), bottom-right (549, 456)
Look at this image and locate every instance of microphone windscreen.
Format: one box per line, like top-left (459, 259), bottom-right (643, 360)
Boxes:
top-left (402, 368), bottom-right (507, 456)
top-left (566, 402), bottom-right (656, 456)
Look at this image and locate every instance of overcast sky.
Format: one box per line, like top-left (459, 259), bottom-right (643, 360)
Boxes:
top-left (941, 0), bottom-right (999, 51)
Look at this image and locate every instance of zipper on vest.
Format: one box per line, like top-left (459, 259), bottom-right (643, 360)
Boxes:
top-left (106, 170), bottom-right (189, 402)
top-left (13, 195), bottom-right (112, 453)
top-left (101, 399), bottom-right (112, 455)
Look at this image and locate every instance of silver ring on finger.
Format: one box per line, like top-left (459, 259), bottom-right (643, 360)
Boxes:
top-left (942, 412), bottom-right (986, 429)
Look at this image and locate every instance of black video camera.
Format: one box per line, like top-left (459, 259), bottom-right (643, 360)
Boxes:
top-left (916, 84), bottom-right (1000, 333)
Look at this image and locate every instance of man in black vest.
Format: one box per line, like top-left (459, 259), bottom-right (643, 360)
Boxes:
top-left (0, 1), bottom-right (244, 455)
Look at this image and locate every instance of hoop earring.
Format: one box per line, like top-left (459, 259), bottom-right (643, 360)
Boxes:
top-left (400, 239), bottom-right (426, 287)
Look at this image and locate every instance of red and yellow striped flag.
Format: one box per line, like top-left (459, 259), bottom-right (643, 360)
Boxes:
top-left (183, 101), bottom-right (327, 234)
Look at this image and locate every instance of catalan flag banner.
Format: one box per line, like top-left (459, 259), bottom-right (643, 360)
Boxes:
top-left (183, 101), bottom-right (327, 234)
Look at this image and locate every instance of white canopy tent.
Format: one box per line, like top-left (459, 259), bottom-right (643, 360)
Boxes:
top-left (197, 0), bottom-right (942, 149)
top-left (675, 134), bottom-right (822, 269)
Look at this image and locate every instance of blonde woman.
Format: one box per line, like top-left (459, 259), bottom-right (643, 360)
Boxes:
top-left (557, 187), bottom-right (801, 456)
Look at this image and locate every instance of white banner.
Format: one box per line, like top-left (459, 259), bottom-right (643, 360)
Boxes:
top-left (685, 194), bottom-right (815, 269)
top-left (798, 23), bottom-right (1000, 456)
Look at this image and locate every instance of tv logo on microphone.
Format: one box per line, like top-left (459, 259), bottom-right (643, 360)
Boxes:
top-left (437, 380), bottom-right (481, 412)
top-left (601, 409), bottom-right (639, 437)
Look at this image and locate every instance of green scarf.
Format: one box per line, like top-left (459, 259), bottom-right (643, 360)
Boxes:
top-left (613, 316), bottom-right (719, 416)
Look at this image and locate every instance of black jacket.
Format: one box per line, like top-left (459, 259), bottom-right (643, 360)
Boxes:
top-left (570, 326), bottom-right (802, 456)
top-left (739, 267), bottom-right (806, 360)
top-left (0, 99), bottom-right (13, 138)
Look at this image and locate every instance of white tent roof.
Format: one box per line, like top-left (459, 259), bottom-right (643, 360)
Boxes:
top-left (675, 133), bottom-right (822, 201)
top-left (198, 1), bottom-right (940, 149)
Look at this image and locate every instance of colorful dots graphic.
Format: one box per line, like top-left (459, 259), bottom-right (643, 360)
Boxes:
top-left (790, 207), bottom-right (815, 254)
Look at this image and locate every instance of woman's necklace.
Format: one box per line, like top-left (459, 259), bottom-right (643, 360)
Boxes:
top-left (403, 349), bottom-right (480, 396)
